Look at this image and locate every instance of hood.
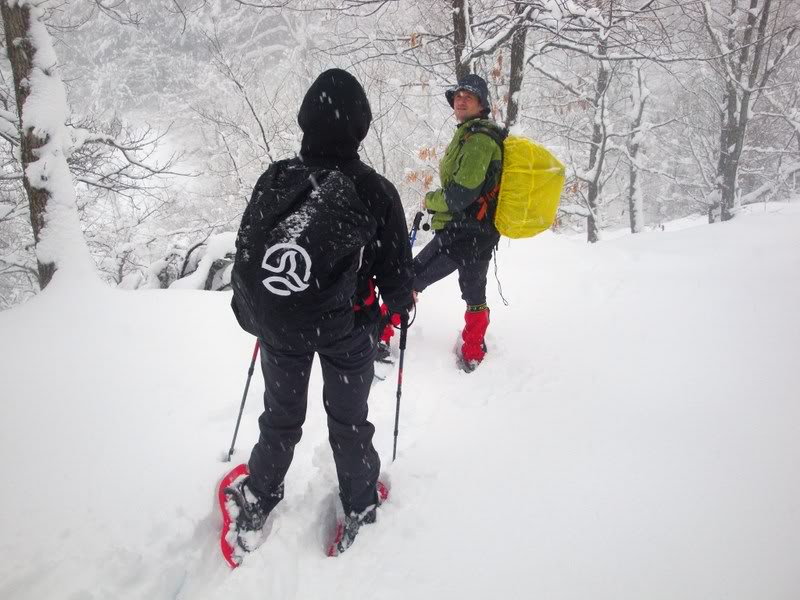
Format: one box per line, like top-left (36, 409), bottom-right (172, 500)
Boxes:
top-left (298, 69), bottom-right (372, 160)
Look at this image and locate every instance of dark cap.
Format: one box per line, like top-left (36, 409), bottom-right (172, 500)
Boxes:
top-left (445, 74), bottom-right (491, 117)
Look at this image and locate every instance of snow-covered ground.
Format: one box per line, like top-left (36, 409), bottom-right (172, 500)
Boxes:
top-left (1, 204), bottom-right (799, 600)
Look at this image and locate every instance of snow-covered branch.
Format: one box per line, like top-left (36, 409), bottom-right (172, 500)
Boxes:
top-left (461, 5), bottom-right (535, 65)
top-left (740, 161), bottom-right (800, 204)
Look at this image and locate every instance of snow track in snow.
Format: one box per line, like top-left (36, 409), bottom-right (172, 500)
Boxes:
top-left (1, 205), bottom-right (799, 600)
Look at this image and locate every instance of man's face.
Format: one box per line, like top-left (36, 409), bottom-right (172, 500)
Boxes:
top-left (453, 90), bottom-right (483, 123)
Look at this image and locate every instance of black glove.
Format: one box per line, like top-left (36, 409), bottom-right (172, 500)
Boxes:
top-left (391, 297), bottom-right (416, 326)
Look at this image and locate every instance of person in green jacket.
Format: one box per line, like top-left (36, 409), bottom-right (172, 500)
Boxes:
top-left (398, 73), bottom-right (504, 372)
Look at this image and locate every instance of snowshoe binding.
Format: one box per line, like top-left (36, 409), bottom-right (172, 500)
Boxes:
top-left (373, 341), bottom-right (395, 384)
top-left (375, 341), bottom-right (393, 364)
top-left (326, 481), bottom-right (389, 557)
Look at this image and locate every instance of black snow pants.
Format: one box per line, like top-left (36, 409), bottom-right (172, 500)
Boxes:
top-left (247, 326), bottom-right (380, 515)
top-left (413, 227), bottom-right (500, 306)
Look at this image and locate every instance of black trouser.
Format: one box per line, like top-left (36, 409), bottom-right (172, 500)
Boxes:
top-left (413, 228), bottom-right (499, 305)
top-left (247, 327), bottom-right (380, 515)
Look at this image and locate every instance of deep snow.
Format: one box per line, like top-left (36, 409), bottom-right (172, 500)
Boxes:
top-left (1, 205), bottom-right (799, 600)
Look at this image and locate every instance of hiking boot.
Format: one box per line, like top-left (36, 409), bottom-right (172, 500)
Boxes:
top-left (334, 507), bottom-right (377, 555)
top-left (328, 481), bottom-right (389, 556)
top-left (223, 477), bottom-right (274, 549)
top-left (375, 340), bottom-right (392, 363)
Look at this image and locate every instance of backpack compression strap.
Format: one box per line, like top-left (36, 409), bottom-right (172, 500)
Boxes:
top-left (476, 184), bottom-right (500, 221)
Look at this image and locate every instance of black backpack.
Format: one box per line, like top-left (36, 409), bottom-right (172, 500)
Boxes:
top-left (231, 159), bottom-right (377, 351)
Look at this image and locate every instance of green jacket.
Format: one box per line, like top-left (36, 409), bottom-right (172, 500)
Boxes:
top-left (425, 117), bottom-right (504, 231)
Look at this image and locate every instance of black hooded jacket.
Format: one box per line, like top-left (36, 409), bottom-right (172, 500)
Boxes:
top-left (297, 70), bottom-right (414, 326)
top-left (233, 69), bottom-right (414, 348)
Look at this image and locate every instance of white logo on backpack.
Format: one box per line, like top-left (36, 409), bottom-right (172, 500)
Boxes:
top-left (261, 243), bottom-right (312, 296)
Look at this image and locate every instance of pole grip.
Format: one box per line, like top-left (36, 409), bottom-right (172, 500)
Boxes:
top-left (412, 211), bottom-right (424, 231)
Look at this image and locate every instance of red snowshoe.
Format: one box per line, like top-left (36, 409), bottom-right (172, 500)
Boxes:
top-left (218, 463), bottom-right (272, 568)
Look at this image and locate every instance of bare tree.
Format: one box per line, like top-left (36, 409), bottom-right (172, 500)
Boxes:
top-left (452, 0), bottom-right (471, 79)
top-left (585, 37), bottom-right (612, 243)
top-left (626, 65), bottom-right (648, 233)
top-left (1, 0), bottom-right (94, 289)
top-left (697, 0), bottom-right (799, 221)
top-left (506, 2), bottom-right (529, 128)
top-left (0, 1), bottom-right (195, 305)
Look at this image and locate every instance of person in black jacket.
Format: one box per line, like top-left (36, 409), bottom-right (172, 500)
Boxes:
top-left (227, 69), bottom-right (414, 556)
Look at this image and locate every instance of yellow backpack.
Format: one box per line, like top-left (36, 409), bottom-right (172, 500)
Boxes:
top-left (495, 135), bottom-right (565, 238)
top-left (469, 126), bottom-right (565, 239)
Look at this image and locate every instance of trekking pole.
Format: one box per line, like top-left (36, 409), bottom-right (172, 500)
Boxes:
top-left (392, 314), bottom-right (409, 462)
top-left (390, 212), bottom-right (421, 462)
top-left (409, 211), bottom-right (424, 247)
top-left (226, 340), bottom-right (260, 462)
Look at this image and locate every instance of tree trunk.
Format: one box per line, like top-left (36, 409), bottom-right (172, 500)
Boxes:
top-left (586, 43), bottom-right (610, 244)
top-left (716, 79), bottom-right (741, 221)
top-left (587, 183), bottom-right (600, 243)
top-left (628, 68), bottom-right (647, 233)
top-left (452, 0), bottom-right (470, 80)
top-left (505, 4), bottom-right (527, 129)
top-left (1, 1), bottom-right (94, 289)
top-left (713, 0), bottom-right (773, 222)
top-left (628, 165), bottom-right (643, 233)
top-left (1, 2), bottom-right (54, 288)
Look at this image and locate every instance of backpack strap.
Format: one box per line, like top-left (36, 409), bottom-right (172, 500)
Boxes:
top-left (333, 160), bottom-right (380, 312)
top-left (337, 160), bottom-right (375, 189)
top-left (463, 125), bottom-right (508, 222)
top-left (465, 123), bottom-right (508, 153)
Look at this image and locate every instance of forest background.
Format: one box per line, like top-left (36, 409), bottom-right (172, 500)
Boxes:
top-left (1, 0), bottom-right (798, 309)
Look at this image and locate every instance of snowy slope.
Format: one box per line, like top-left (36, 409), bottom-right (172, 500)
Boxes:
top-left (1, 205), bottom-right (799, 600)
